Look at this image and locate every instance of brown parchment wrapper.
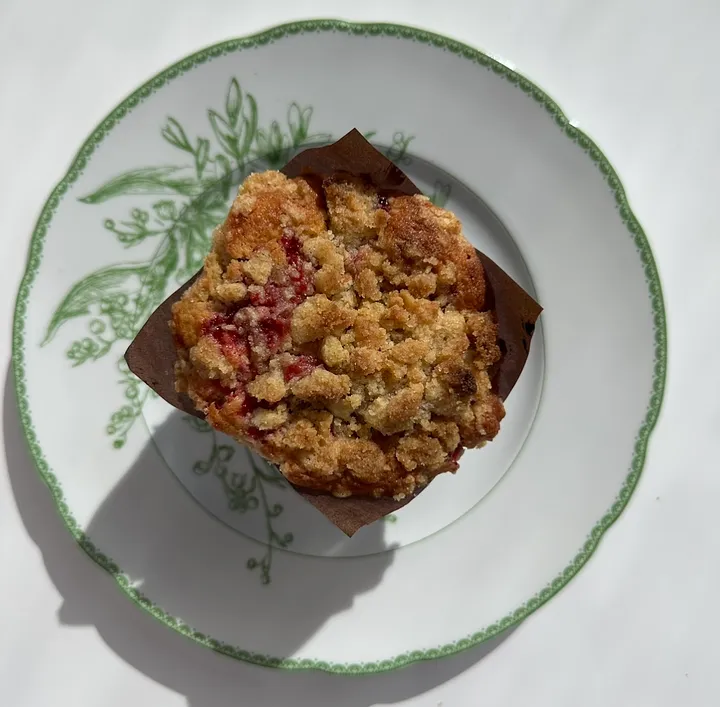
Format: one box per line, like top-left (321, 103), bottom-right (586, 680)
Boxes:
top-left (126, 129), bottom-right (542, 536)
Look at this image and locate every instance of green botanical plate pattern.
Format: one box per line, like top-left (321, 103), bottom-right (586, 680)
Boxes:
top-left (13, 20), bottom-right (665, 672)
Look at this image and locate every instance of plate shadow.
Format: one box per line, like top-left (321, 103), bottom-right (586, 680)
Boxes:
top-left (5, 365), bottom-right (516, 706)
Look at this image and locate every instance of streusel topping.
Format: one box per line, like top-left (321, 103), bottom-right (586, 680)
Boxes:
top-left (172, 171), bottom-right (504, 498)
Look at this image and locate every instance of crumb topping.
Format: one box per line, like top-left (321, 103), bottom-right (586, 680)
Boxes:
top-left (172, 171), bottom-right (504, 498)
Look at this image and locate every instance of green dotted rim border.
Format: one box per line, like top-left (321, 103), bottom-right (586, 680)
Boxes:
top-left (11, 20), bottom-right (667, 674)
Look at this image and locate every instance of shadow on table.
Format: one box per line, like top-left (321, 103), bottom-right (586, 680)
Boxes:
top-left (4, 366), bottom-right (515, 706)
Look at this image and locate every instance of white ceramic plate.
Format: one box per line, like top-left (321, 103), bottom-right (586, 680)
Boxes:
top-left (13, 20), bottom-right (666, 673)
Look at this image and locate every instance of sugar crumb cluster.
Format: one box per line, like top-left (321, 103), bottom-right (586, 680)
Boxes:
top-left (172, 171), bottom-right (504, 499)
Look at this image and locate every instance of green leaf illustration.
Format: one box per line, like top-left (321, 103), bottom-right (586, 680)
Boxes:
top-left (287, 103), bottom-right (311, 145)
top-left (240, 93), bottom-right (258, 158)
top-left (255, 121), bottom-right (288, 167)
top-left (195, 138), bottom-right (210, 178)
top-left (67, 337), bottom-right (104, 367)
top-left (103, 206), bottom-right (168, 247)
top-left (161, 117), bottom-right (193, 153)
top-left (43, 263), bottom-right (148, 343)
top-left (134, 233), bottom-right (180, 315)
top-left (225, 78), bottom-right (242, 128)
top-left (152, 200), bottom-right (177, 222)
top-left (287, 103), bottom-right (330, 147)
top-left (214, 154), bottom-right (234, 199)
top-left (78, 167), bottom-right (199, 204)
top-left (208, 109), bottom-right (239, 159)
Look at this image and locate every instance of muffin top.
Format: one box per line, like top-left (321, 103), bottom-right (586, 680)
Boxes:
top-left (172, 171), bottom-right (504, 499)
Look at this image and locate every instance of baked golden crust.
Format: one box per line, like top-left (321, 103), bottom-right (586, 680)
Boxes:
top-left (172, 171), bottom-right (504, 499)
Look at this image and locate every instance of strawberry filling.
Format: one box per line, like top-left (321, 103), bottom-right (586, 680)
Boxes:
top-left (283, 354), bottom-right (318, 382)
top-left (203, 229), bottom-right (316, 436)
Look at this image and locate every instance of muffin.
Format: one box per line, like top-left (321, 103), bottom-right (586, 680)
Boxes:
top-left (171, 170), bottom-right (506, 500)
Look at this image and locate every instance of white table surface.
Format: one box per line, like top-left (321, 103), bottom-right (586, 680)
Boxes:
top-left (2, 1), bottom-right (719, 705)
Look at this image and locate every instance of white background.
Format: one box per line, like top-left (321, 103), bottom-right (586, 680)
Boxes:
top-left (1, 1), bottom-right (719, 705)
